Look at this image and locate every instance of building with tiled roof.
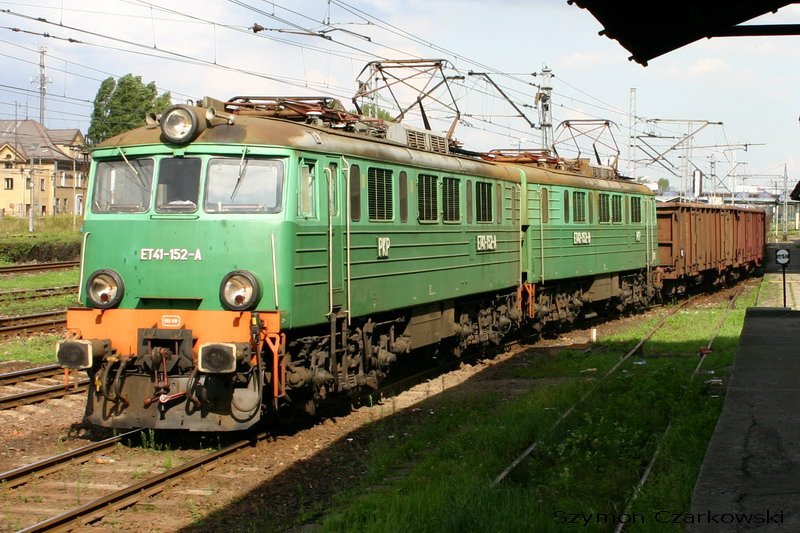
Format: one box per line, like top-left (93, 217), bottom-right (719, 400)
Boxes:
top-left (0, 120), bottom-right (88, 218)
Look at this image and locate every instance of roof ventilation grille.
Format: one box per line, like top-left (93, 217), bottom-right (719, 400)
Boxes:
top-left (386, 123), bottom-right (449, 154)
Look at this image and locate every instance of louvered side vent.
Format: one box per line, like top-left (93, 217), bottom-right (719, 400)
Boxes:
top-left (418, 174), bottom-right (438, 221)
top-left (368, 167), bottom-right (393, 221)
top-left (476, 182), bottom-right (493, 222)
top-left (406, 130), bottom-right (428, 150)
top-left (442, 177), bottom-right (460, 221)
top-left (429, 135), bottom-right (449, 154)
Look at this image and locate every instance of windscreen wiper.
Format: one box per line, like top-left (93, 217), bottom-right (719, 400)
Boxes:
top-left (230, 147), bottom-right (249, 201)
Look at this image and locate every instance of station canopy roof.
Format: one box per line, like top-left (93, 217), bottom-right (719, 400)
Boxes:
top-left (568, 1), bottom-right (799, 65)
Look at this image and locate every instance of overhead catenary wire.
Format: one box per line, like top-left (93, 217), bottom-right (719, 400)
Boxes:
top-left (0, 38), bottom-right (195, 102)
top-left (0, 0), bottom-right (765, 178)
top-left (0, 1), bottom-right (602, 142)
top-left (0, 8), bottom-right (360, 97)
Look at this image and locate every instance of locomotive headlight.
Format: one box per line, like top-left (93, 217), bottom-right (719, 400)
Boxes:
top-left (86, 269), bottom-right (124, 309)
top-left (220, 270), bottom-right (260, 311)
top-left (161, 104), bottom-right (206, 144)
top-left (197, 343), bottom-right (249, 373)
top-left (57, 339), bottom-right (110, 370)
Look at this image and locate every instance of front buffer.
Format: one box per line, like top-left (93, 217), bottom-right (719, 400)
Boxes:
top-left (57, 308), bottom-right (284, 431)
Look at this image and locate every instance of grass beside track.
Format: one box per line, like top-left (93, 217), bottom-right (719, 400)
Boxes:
top-left (0, 269), bottom-right (79, 317)
top-left (0, 269), bottom-right (79, 290)
top-left (0, 214), bottom-right (81, 239)
top-left (0, 268), bottom-right (79, 365)
top-left (252, 285), bottom-right (756, 532)
top-left (0, 294), bottom-right (77, 317)
top-left (0, 334), bottom-right (61, 365)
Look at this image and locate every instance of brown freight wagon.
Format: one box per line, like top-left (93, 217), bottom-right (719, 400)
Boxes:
top-left (656, 202), bottom-right (765, 294)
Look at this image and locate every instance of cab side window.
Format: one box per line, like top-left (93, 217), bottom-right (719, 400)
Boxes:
top-left (298, 161), bottom-right (316, 218)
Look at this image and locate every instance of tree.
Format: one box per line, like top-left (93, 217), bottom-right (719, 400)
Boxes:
top-left (657, 178), bottom-right (670, 192)
top-left (88, 74), bottom-right (172, 145)
top-left (353, 103), bottom-right (395, 121)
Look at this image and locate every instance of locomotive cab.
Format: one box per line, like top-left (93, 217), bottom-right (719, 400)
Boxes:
top-left (57, 102), bottom-right (294, 431)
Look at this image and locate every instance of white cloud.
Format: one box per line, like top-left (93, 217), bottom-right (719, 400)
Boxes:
top-left (654, 56), bottom-right (732, 80)
top-left (556, 51), bottom-right (620, 70)
top-left (686, 57), bottom-right (729, 77)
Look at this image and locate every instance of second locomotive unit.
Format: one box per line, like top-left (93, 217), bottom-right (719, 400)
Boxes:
top-left (57, 93), bottom-right (750, 431)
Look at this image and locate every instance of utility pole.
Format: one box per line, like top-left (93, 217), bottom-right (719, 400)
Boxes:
top-left (537, 66), bottom-right (553, 150)
top-left (732, 162), bottom-right (747, 206)
top-left (709, 157), bottom-right (717, 200)
top-left (784, 163), bottom-right (789, 241)
top-left (28, 144), bottom-right (38, 233)
top-left (628, 88), bottom-right (637, 178)
top-left (13, 102), bottom-right (19, 152)
top-left (32, 45), bottom-right (52, 125)
top-left (52, 169), bottom-right (57, 218)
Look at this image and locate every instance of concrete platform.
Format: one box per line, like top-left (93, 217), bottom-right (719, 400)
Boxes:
top-left (689, 307), bottom-right (800, 531)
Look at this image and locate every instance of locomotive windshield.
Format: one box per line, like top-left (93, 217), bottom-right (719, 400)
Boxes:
top-left (205, 158), bottom-right (284, 213)
top-left (91, 156), bottom-right (284, 215)
top-left (92, 159), bottom-right (154, 213)
top-left (155, 157), bottom-right (201, 213)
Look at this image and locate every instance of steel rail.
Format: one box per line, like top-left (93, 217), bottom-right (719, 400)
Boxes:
top-left (492, 297), bottom-right (696, 485)
top-left (7, 293), bottom-right (715, 529)
top-left (2, 356), bottom-right (460, 497)
top-left (613, 287), bottom-right (743, 533)
top-left (0, 311), bottom-right (67, 337)
top-left (0, 285), bottom-right (78, 304)
top-left (0, 261), bottom-right (79, 274)
top-left (8, 341), bottom-right (473, 530)
top-left (0, 363), bottom-right (63, 386)
top-left (0, 429), bottom-right (143, 489)
top-left (0, 378), bottom-right (89, 409)
top-left (18, 432), bottom-right (271, 533)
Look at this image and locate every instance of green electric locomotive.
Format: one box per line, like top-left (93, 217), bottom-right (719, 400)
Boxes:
top-left (57, 95), bottom-right (658, 431)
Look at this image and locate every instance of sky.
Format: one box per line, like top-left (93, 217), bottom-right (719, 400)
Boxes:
top-left (1, 0), bottom-right (799, 196)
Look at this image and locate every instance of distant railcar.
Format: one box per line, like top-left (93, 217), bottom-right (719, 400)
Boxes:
top-left (55, 95), bottom-right (761, 431)
top-left (656, 202), bottom-right (765, 294)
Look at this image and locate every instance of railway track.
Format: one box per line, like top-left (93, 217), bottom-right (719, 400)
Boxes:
top-left (0, 378), bottom-right (88, 410)
top-left (0, 261), bottom-right (79, 275)
top-left (0, 285), bottom-right (78, 304)
top-left (612, 287), bottom-right (743, 533)
top-left (0, 364), bottom-right (88, 410)
top-left (0, 363), bottom-right (65, 386)
top-left (0, 310), bottom-right (67, 337)
top-left (0, 429), bottom-right (142, 489)
top-left (11, 431), bottom-right (271, 532)
top-left (493, 296), bottom-right (697, 485)
top-left (0, 342), bottom-right (473, 531)
top-left (0, 289), bottom-right (747, 531)
top-left (483, 286), bottom-right (746, 533)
